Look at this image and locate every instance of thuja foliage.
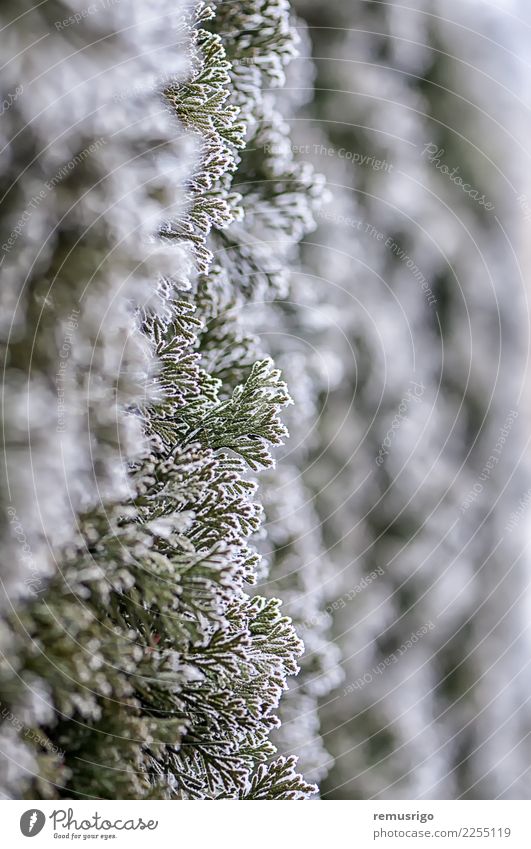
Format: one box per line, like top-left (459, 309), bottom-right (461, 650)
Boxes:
top-left (0, 0), bottom-right (332, 799)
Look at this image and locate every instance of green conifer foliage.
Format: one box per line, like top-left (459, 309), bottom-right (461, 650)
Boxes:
top-left (0, 0), bottom-right (334, 799)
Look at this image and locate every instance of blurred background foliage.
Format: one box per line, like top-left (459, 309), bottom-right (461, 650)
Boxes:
top-left (263, 0), bottom-right (531, 798)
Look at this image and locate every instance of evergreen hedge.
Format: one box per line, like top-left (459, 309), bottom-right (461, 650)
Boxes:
top-left (0, 0), bottom-right (337, 800)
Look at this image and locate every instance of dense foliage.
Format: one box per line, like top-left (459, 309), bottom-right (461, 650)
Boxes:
top-left (0, 0), bottom-right (337, 799)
